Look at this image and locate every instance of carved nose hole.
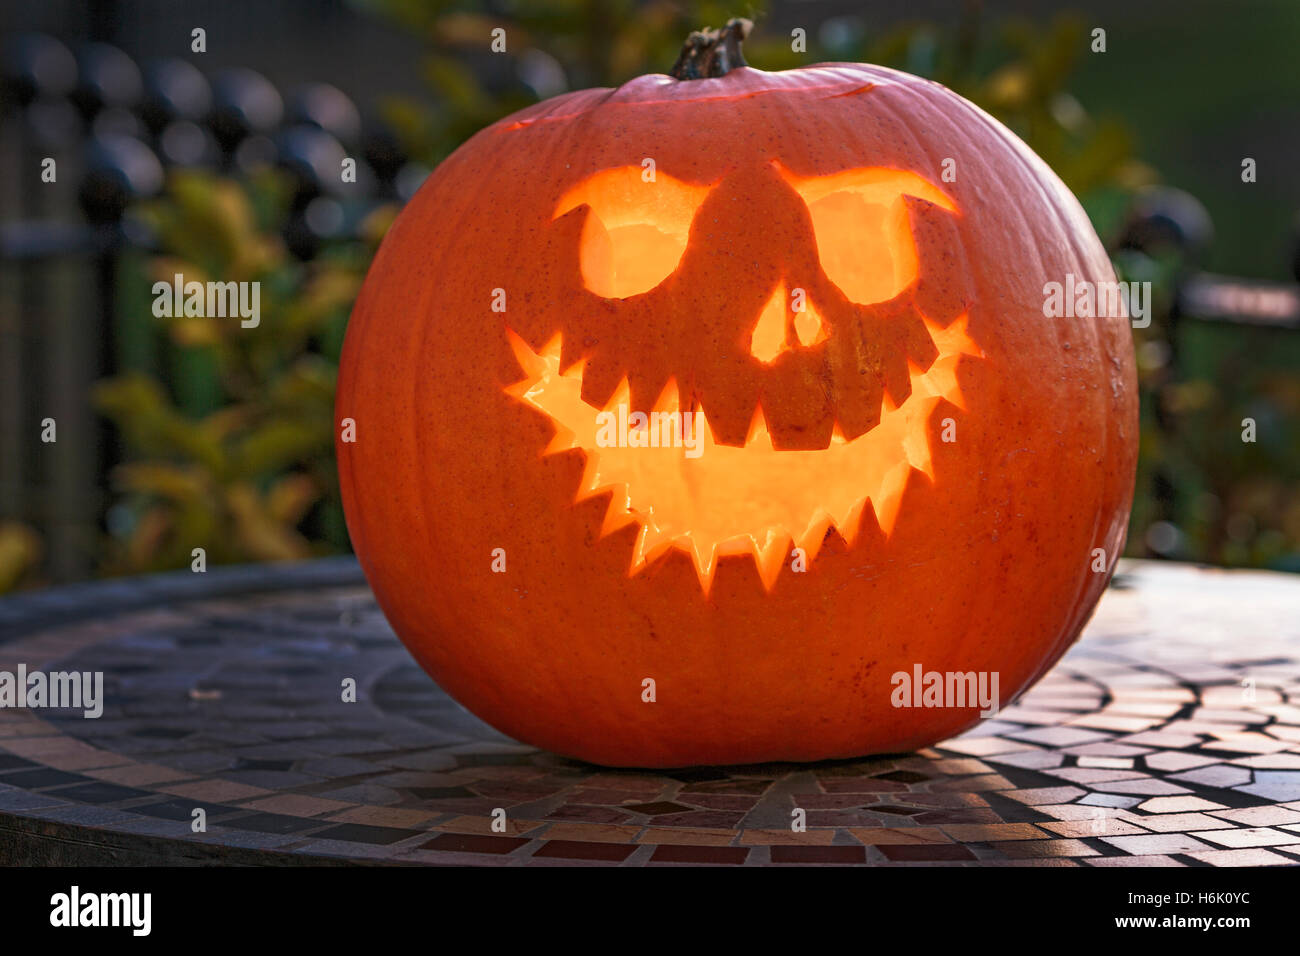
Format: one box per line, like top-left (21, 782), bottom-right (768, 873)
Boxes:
top-left (749, 283), bottom-right (828, 363)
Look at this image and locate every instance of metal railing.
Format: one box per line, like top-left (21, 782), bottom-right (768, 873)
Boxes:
top-left (1, 33), bottom-right (421, 581)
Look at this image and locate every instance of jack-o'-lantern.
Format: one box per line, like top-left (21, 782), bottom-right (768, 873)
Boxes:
top-left (337, 20), bottom-right (1138, 767)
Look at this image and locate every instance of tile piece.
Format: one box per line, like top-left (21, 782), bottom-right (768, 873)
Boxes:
top-left (303, 822), bottom-right (422, 845)
top-left (434, 814), bottom-right (541, 837)
top-left (989, 839), bottom-right (1099, 858)
top-left (241, 794), bottom-right (356, 817)
top-left (1122, 812), bottom-right (1235, 833)
top-left (1090, 779), bottom-right (1191, 796)
top-left (1143, 752), bottom-right (1222, 772)
top-left (1185, 849), bottom-right (1296, 867)
top-left (940, 823), bottom-right (1048, 842)
top-left (1008, 727), bottom-right (1113, 747)
top-left (638, 827), bottom-right (735, 846)
top-left (847, 827), bottom-right (952, 846)
top-left (650, 845), bottom-right (749, 865)
top-left (739, 828), bottom-right (835, 845)
top-left (1168, 765), bottom-right (1252, 787)
top-left (1003, 786), bottom-right (1087, 806)
top-left (531, 840), bottom-right (636, 862)
top-left (878, 843), bottom-right (977, 862)
top-left (1078, 793), bottom-right (1143, 809)
top-left (1236, 772), bottom-right (1300, 802)
top-left (1100, 833), bottom-right (1217, 855)
top-left (770, 845), bottom-right (867, 864)
top-left (161, 779), bottom-right (273, 803)
top-left (419, 832), bottom-right (529, 855)
top-left (1187, 827), bottom-right (1300, 849)
top-left (1043, 819), bottom-right (1151, 838)
top-left (1086, 855), bottom-right (1185, 867)
top-left (541, 823), bottom-right (642, 843)
top-left (1136, 796), bottom-right (1227, 814)
top-left (49, 782), bottom-right (150, 804)
top-left (327, 806), bottom-right (439, 828)
top-left (1209, 806), bottom-right (1300, 827)
top-left (86, 763), bottom-right (194, 786)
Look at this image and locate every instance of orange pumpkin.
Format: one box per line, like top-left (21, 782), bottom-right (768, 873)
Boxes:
top-left (336, 21), bottom-right (1137, 767)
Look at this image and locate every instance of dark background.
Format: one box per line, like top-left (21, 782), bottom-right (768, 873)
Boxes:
top-left (1, 0), bottom-right (1297, 592)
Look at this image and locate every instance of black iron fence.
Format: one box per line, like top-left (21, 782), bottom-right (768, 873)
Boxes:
top-left (1, 32), bottom-right (421, 583)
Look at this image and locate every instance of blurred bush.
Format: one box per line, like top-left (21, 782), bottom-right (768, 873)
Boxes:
top-left (0, 521), bottom-right (43, 592)
top-left (94, 170), bottom-right (379, 574)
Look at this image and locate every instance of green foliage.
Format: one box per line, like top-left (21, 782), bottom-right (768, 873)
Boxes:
top-left (95, 171), bottom-right (376, 574)
top-left (0, 521), bottom-right (42, 592)
top-left (370, 0), bottom-right (750, 163)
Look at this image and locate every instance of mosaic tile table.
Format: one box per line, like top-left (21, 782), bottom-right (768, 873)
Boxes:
top-left (1, 558), bottom-right (1298, 867)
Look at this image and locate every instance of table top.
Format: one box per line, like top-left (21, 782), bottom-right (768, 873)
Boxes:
top-left (1, 558), bottom-right (1298, 866)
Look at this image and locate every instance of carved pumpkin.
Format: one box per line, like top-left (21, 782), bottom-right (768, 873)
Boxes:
top-left (337, 21), bottom-right (1138, 767)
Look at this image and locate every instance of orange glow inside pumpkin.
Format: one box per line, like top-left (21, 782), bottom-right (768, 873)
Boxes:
top-left (506, 313), bottom-right (981, 593)
top-left (555, 167), bottom-right (714, 298)
top-left (748, 282), bottom-right (830, 363)
top-left (556, 163), bottom-right (959, 304)
top-left (520, 163), bottom-right (974, 592)
top-left (776, 164), bottom-right (959, 304)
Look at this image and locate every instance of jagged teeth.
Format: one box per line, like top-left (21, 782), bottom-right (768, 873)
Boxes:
top-left (505, 314), bottom-right (981, 593)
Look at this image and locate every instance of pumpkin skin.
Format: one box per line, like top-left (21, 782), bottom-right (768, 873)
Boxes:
top-left (336, 60), bottom-right (1138, 768)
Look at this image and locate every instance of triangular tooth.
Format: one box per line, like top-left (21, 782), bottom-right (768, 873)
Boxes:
top-left (694, 406), bottom-right (716, 453)
top-left (658, 533), bottom-right (708, 595)
top-left (504, 327), bottom-right (545, 378)
top-left (635, 519), bottom-right (678, 567)
top-left (839, 497), bottom-right (871, 548)
top-left (903, 422), bottom-right (935, 478)
top-left (745, 403), bottom-right (773, 448)
top-left (577, 352), bottom-right (627, 409)
top-left (559, 333), bottom-right (586, 374)
top-left (799, 510), bottom-right (838, 563)
top-left (537, 332), bottom-right (564, 363)
top-left (823, 507), bottom-right (852, 540)
top-left (924, 311), bottom-right (983, 358)
top-left (914, 359), bottom-right (960, 408)
top-left (604, 377), bottom-right (631, 414)
top-left (628, 367), bottom-right (674, 422)
top-left (872, 463), bottom-right (910, 536)
top-left (754, 530), bottom-right (789, 592)
top-left (694, 547), bottom-right (718, 596)
top-left (651, 377), bottom-right (681, 415)
top-left (504, 305), bottom-right (983, 596)
top-left (561, 357), bottom-right (587, 383)
top-left (543, 426), bottom-right (577, 456)
top-left (629, 523), bottom-right (653, 570)
top-left (632, 519), bottom-right (679, 571)
top-left (598, 486), bottom-right (638, 536)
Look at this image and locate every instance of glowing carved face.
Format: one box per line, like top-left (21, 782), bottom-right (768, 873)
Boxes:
top-left (506, 162), bottom-right (981, 593)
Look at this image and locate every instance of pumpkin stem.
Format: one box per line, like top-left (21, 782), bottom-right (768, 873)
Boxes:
top-left (669, 18), bottom-right (751, 79)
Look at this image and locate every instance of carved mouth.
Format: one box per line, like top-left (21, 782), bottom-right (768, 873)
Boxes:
top-left (506, 313), bottom-right (981, 593)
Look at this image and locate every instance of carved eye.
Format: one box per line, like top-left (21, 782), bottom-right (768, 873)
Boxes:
top-left (555, 166), bottom-right (713, 299)
top-left (777, 165), bottom-right (957, 305)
